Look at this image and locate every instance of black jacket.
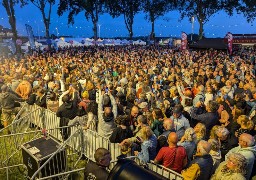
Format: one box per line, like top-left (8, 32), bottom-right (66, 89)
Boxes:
top-left (27, 93), bottom-right (47, 108)
top-left (56, 92), bottom-right (78, 120)
top-left (191, 107), bottom-right (220, 139)
top-left (0, 92), bottom-right (24, 109)
top-left (109, 126), bottom-right (133, 143)
top-left (84, 161), bottom-right (109, 180)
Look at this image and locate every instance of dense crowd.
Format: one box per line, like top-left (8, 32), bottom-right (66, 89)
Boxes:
top-left (0, 45), bottom-right (256, 180)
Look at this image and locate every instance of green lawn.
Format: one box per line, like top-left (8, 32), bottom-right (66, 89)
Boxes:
top-left (0, 129), bottom-right (86, 180)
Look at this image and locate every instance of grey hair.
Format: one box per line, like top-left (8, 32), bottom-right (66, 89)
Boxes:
top-left (183, 128), bottom-right (196, 142)
top-left (226, 152), bottom-right (247, 174)
top-left (197, 140), bottom-right (211, 155)
top-left (216, 126), bottom-right (230, 137)
top-left (240, 133), bottom-right (255, 147)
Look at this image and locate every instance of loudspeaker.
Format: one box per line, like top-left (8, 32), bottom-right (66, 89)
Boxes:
top-left (108, 159), bottom-right (168, 180)
top-left (22, 137), bottom-right (66, 179)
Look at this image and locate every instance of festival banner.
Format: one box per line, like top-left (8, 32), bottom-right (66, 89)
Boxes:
top-left (181, 32), bottom-right (188, 50)
top-left (25, 24), bottom-right (36, 49)
top-left (226, 32), bottom-right (233, 55)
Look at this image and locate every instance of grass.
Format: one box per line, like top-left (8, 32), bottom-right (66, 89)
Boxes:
top-left (0, 128), bottom-right (87, 180)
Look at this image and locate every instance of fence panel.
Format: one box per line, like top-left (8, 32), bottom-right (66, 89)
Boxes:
top-left (0, 104), bottom-right (183, 180)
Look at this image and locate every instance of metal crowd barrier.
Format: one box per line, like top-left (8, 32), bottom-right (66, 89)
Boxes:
top-left (0, 130), bottom-right (43, 179)
top-left (0, 104), bottom-right (183, 180)
top-left (149, 161), bottom-right (183, 180)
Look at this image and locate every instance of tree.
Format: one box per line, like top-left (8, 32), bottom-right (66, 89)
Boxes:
top-left (106, 0), bottom-right (141, 40)
top-left (237, 0), bottom-right (256, 22)
top-left (178, 0), bottom-right (238, 40)
top-left (142, 0), bottom-right (177, 40)
top-left (2, 0), bottom-right (26, 46)
top-left (58, 0), bottom-right (105, 40)
top-left (28, 0), bottom-right (55, 38)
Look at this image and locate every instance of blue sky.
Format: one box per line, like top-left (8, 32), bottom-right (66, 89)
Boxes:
top-left (0, 3), bottom-right (255, 38)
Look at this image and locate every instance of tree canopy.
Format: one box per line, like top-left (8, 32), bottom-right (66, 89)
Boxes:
top-left (29, 0), bottom-right (55, 38)
top-left (178, 0), bottom-right (239, 40)
top-left (58, 0), bottom-right (105, 39)
top-left (106, 0), bottom-right (141, 39)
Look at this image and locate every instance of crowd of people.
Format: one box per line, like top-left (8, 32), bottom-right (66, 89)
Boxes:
top-left (0, 45), bottom-right (256, 180)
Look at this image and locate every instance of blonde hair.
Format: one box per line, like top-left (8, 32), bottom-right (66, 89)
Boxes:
top-left (209, 125), bottom-right (220, 140)
top-left (237, 115), bottom-right (254, 130)
top-left (183, 128), bottom-right (196, 142)
top-left (140, 126), bottom-right (153, 141)
top-left (194, 123), bottom-right (206, 140)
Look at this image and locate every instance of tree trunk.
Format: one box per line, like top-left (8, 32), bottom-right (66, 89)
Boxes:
top-left (3, 0), bottom-right (18, 53)
top-left (93, 21), bottom-right (98, 40)
top-left (129, 30), bottom-right (133, 40)
top-left (45, 21), bottom-right (50, 38)
top-left (128, 16), bottom-right (133, 40)
top-left (150, 20), bottom-right (155, 40)
top-left (199, 20), bottom-right (204, 40)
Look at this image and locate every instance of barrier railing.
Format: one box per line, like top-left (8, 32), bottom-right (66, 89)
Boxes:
top-left (30, 127), bottom-right (85, 180)
top-left (149, 161), bottom-right (183, 180)
top-left (0, 104), bottom-right (183, 180)
top-left (0, 130), bottom-right (43, 180)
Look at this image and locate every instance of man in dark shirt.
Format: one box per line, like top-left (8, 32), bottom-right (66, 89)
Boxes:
top-left (56, 86), bottom-right (78, 141)
top-left (84, 148), bottom-right (111, 180)
top-left (191, 100), bottom-right (220, 139)
top-left (0, 84), bottom-right (24, 130)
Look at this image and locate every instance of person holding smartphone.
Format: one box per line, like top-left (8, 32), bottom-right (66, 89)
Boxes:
top-left (134, 126), bottom-right (155, 163)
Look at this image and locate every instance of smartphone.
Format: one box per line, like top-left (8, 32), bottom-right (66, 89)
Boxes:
top-left (105, 87), bottom-right (109, 93)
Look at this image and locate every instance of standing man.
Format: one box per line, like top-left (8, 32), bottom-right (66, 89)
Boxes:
top-left (0, 84), bottom-right (24, 131)
top-left (97, 85), bottom-right (117, 138)
top-left (56, 86), bottom-right (78, 141)
top-left (170, 105), bottom-right (190, 140)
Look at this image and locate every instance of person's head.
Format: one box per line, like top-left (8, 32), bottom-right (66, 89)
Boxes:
top-left (183, 128), bottom-right (196, 142)
top-left (172, 104), bottom-right (183, 118)
top-left (163, 90), bottom-right (170, 98)
top-left (237, 115), bottom-right (254, 130)
top-left (226, 153), bottom-right (247, 174)
top-left (206, 100), bottom-right (219, 113)
top-left (198, 85), bottom-right (205, 93)
top-left (232, 105), bottom-right (244, 120)
top-left (209, 125), bottom-right (220, 140)
top-left (115, 115), bottom-right (129, 126)
top-left (194, 123), bottom-right (206, 136)
top-left (137, 115), bottom-right (147, 125)
top-left (163, 118), bottom-right (174, 131)
top-left (62, 94), bottom-right (71, 103)
top-left (94, 148), bottom-right (111, 167)
top-left (208, 138), bottom-right (220, 152)
top-left (216, 126), bottom-right (230, 141)
top-left (86, 101), bottom-right (98, 115)
top-left (1, 84), bottom-right (9, 92)
top-left (239, 133), bottom-right (255, 148)
top-left (152, 108), bottom-right (164, 119)
top-left (131, 106), bottom-right (139, 118)
top-left (81, 90), bottom-right (89, 99)
top-left (140, 126), bottom-right (153, 141)
top-left (167, 132), bottom-right (178, 146)
top-left (104, 106), bottom-right (112, 116)
top-left (196, 140), bottom-right (212, 156)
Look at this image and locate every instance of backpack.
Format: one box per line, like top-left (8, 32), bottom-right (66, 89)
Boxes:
top-left (181, 163), bottom-right (201, 180)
